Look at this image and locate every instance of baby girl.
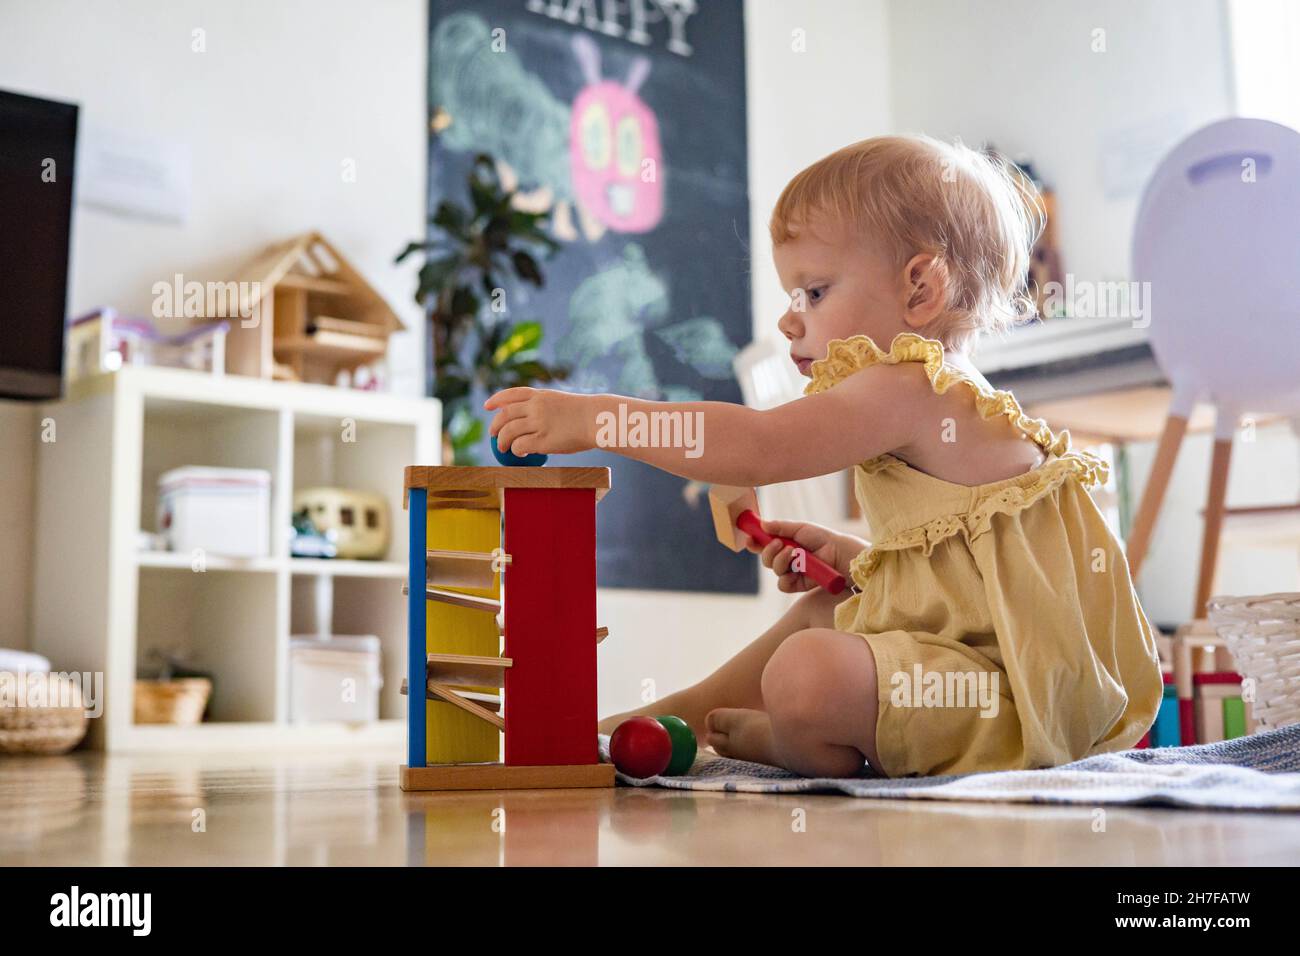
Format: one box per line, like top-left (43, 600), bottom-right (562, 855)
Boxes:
top-left (485, 135), bottom-right (1164, 778)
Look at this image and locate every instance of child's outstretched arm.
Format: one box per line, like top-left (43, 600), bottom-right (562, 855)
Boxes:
top-left (484, 361), bottom-right (928, 487)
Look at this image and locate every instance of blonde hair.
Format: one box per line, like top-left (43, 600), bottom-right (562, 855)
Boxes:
top-left (769, 135), bottom-right (1045, 353)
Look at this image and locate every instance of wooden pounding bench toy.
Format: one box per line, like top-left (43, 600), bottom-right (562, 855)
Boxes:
top-left (401, 464), bottom-right (615, 791)
top-left (708, 484), bottom-right (848, 595)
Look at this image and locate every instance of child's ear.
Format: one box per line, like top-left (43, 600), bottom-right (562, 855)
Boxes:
top-left (901, 254), bottom-right (948, 329)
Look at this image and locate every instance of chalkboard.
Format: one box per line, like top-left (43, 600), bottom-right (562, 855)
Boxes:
top-left (427, 0), bottom-right (756, 594)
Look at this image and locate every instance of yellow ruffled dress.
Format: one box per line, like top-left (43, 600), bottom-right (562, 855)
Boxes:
top-left (805, 332), bottom-right (1163, 777)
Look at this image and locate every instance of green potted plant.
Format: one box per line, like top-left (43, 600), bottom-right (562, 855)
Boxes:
top-left (396, 153), bottom-right (570, 464)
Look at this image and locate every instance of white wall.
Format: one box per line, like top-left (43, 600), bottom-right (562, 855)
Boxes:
top-left (0, 0), bottom-right (428, 393)
top-left (887, 0), bottom-right (1234, 284)
top-left (745, 0), bottom-right (893, 341)
top-left (0, 0), bottom-right (427, 650)
top-left (0, 405), bottom-right (37, 650)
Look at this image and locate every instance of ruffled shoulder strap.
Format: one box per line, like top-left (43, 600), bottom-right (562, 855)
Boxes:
top-left (803, 331), bottom-right (941, 395)
top-left (802, 331), bottom-right (1075, 459)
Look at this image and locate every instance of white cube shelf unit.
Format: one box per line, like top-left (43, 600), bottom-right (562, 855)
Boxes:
top-left (32, 366), bottom-right (439, 751)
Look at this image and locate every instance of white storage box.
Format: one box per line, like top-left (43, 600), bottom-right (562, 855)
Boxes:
top-left (157, 466), bottom-right (270, 558)
top-left (289, 635), bottom-right (382, 724)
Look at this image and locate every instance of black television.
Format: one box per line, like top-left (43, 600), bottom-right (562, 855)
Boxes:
top-left (0, 90), bottom-right (78, 401)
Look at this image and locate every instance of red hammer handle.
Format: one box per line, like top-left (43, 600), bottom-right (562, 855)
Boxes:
top-left (736, 510), bottom-right (848, 595)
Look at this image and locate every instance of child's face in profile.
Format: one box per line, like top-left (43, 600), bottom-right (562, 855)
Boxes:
top-left (774, 216), bottom-right (909, 377)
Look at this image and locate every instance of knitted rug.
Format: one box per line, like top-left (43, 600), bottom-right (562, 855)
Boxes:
top-left (598, 724), bottom-right (1300, 810)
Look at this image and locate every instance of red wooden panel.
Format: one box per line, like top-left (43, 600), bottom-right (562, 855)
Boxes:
top-left (503, 487), bottom-right (598, 766)
top-left (1180, 698), bottom-right (1196, 746)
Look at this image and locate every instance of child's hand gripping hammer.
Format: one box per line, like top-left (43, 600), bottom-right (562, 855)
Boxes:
top-left (707, 485), bottom-right (848, 595)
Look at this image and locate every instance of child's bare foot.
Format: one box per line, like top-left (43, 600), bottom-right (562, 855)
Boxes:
top-left (705, 707), bottom-right (779, 767)
top-left (598, 679), bottom-right (726, 740)
top-left (598, 697), bottom-right (711, 742)
top-left (597, 712), bottom-right (628, 736)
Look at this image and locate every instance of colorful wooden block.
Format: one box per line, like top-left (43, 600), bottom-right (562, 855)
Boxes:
top-left (1195, 687), bottom-right (1226, 743)
top-left (1193, 672), bottom-right (1242, 745)
top-left (1151, 674), bottom-right (1181, 748)
top-left (1172, 622), bottom-right (1239, 745)
top-left (1223, 696), bottom-right (1247, 739)
top-left (401, 465), bottom-right (611, 791)
top-left (503, 486), bottom-right (599, 767)
top-left (406, 487), bottom-right (426, 769)
top-left (423, 506), bottom-right (502, 765)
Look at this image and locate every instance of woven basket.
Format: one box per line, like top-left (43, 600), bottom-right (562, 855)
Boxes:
top-left (1207, 591), bottom-right (1300, 732)
top-left (0, 672), bottom-right (89, 755)
top-left (134, 678), bottom-right (211, 725)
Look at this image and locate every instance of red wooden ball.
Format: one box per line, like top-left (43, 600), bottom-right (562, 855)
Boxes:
top-left (609, 716), bottom-right (673, 778)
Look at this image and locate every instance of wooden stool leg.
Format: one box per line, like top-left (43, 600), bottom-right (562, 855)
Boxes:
top-left (1126, 412), bottom-right (1189, 578)
top-left (1194, 435), bottom-right (1234, 619)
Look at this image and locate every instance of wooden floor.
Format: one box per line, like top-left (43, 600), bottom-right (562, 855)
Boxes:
top-left (2, 749), bottom-right (1299, 866)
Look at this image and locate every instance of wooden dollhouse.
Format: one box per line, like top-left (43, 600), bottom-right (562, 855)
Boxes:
top-left (215, 231), bottom-right (404, 385)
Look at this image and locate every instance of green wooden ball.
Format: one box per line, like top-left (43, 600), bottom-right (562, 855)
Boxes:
top-left (655, 715), bottom-right (697, 776)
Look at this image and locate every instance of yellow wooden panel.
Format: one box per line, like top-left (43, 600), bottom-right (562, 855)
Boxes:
top-left (425, 507), bottom-right (501, 764)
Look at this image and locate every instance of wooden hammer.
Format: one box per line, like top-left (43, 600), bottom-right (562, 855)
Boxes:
top-left (708, 485), bottom-right (848, 595)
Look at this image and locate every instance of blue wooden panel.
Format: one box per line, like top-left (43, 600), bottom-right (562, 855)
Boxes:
top-left (407, 487), bottom-right (427, 768)
top-left (1152, 694), bottom-right (1181, 748)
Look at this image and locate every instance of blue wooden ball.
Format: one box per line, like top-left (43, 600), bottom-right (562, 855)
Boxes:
top-left (491, 435), bottom-right (548, 467)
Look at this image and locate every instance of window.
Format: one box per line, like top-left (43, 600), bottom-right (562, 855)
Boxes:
top-left (1229, 0), bottom-right (1300, 131)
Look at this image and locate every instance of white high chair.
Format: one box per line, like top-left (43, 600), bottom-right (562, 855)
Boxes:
top-left (1127, 117), bottom-right (1300, 617)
